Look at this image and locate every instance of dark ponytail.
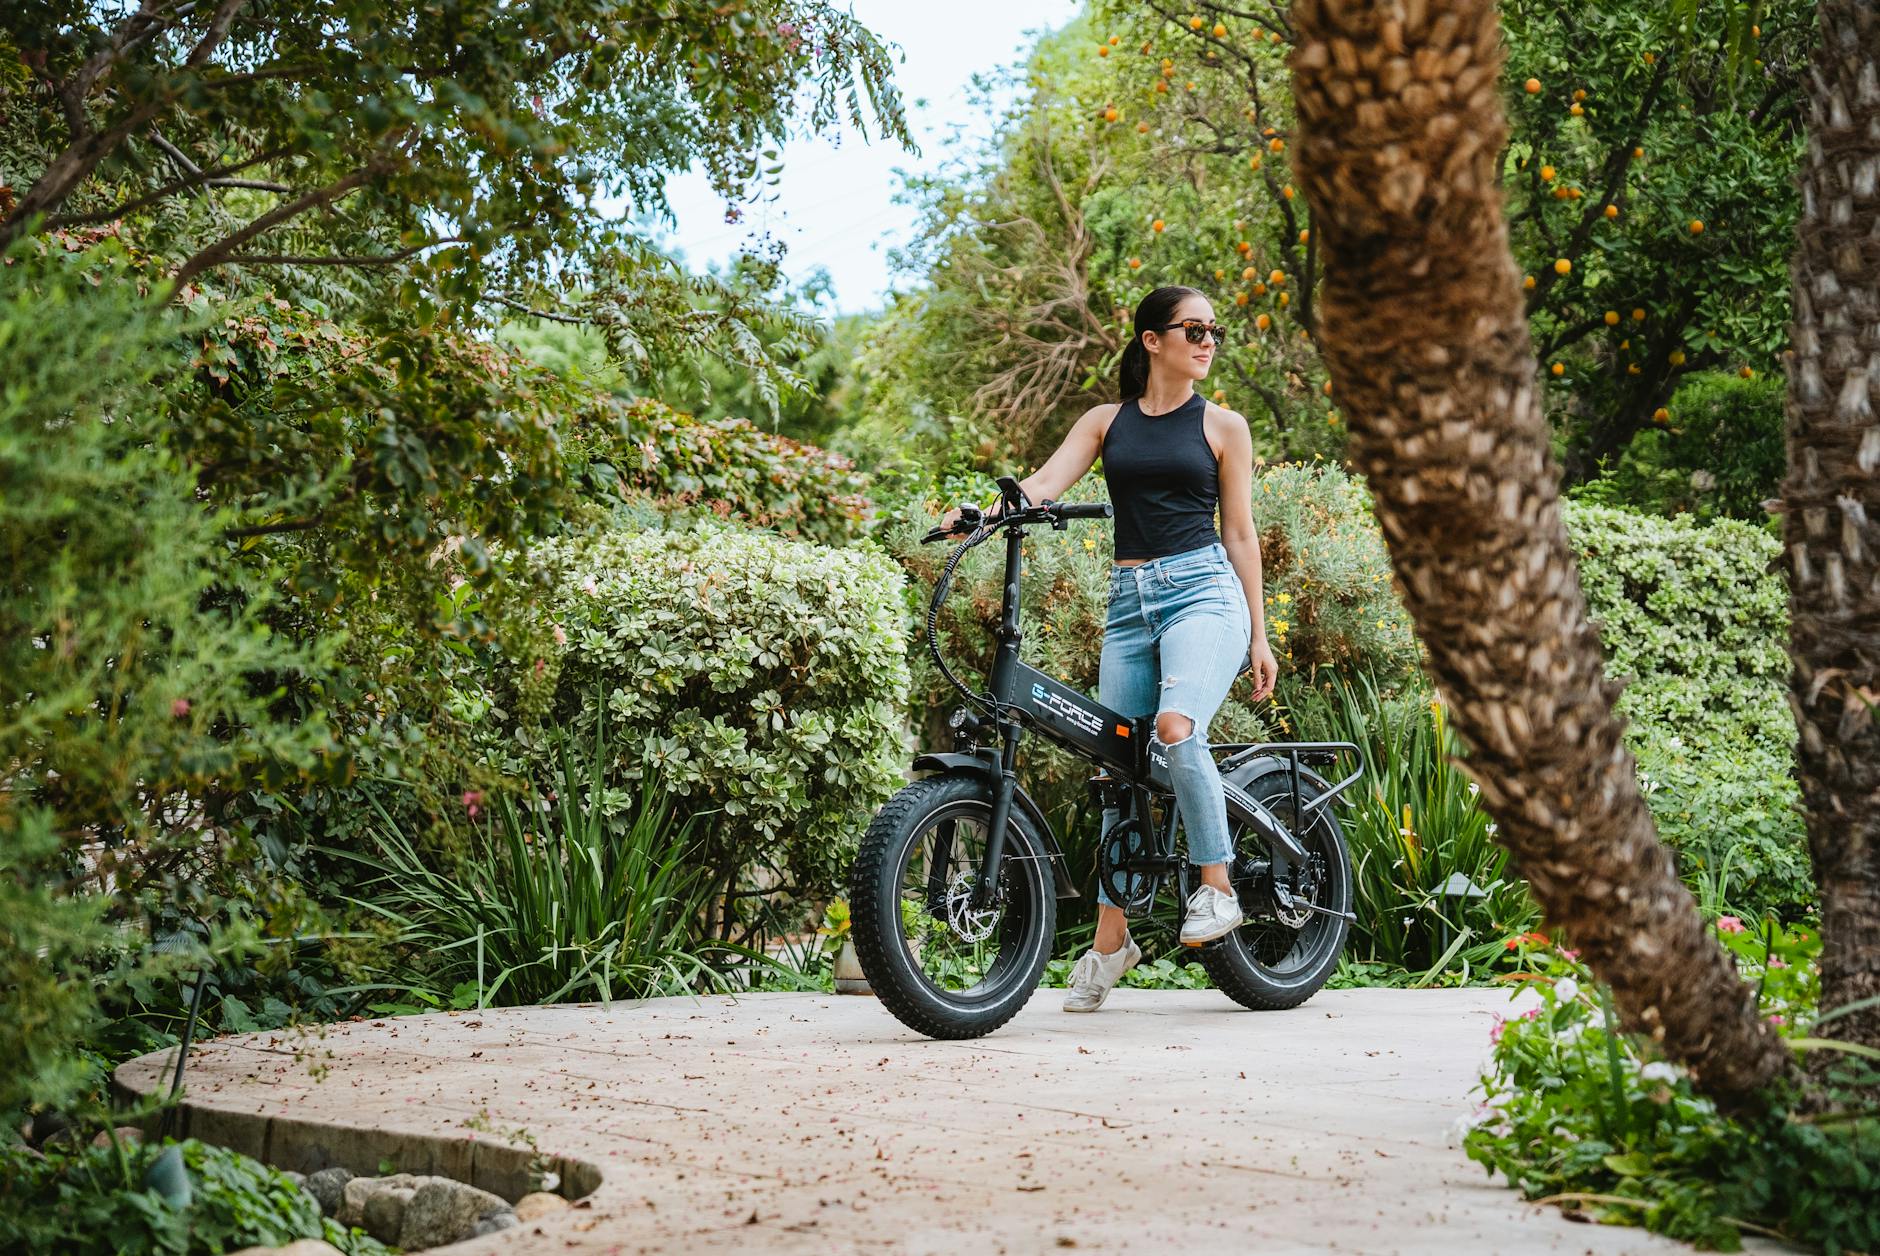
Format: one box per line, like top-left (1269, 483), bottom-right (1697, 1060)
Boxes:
top-left (1119, 285), bottom-right (1206, 403)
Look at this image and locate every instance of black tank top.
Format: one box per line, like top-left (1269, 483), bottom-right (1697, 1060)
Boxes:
top-left (1099, 391), bottom-right (1221, 560)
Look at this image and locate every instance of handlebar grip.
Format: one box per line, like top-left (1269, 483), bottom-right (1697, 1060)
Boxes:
top-left (1052, 502), bottom-right (1113, 520)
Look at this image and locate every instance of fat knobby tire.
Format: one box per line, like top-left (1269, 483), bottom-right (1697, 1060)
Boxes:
top-left (849, 773), bottom-right (1055, 1039)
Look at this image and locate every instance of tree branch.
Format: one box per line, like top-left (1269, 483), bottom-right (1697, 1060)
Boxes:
top-left (168, 165), bottom-right (378, 289)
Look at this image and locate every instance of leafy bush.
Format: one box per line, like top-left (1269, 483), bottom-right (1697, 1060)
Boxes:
top-left (1569, 371), bottom-right (1787, 526)
top-left (509, 519), bottom-right (911, 905)
top-left (1288, 676), bottom-right (1542, 975)
top-left (1460, 924), bottom-right (1877, 1253)
top-left (1564, 502), bottom-right (1809, 918)
top-left (587, 397), bottom-right (875, 546)
top-left (0, 242), bottom-right (332, 1119)
top-left (338, 715), bottom-right (743, 1007)
top-left (0, 1138), bottom-right (390, 1256)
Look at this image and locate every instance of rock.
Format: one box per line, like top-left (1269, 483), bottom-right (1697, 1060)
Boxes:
top-left (339, 1173), bottom-right (423, 1227)
top-left (363, 1186), bottom-right (415, 1245)
top-left (282, 1170), bottom-right (305, 1187)
top-left (229, 1243), bottom-right (343, 1256)
top-left (514, 1191), bottom-right (570, 1221)
top-left (400, 1179), bottom-right (503, 1249)
top-left (304, 1167), bottom-right (353, 1217)
top-left (89, 1126), bottom-right (143, 1150)
top-left (29, 1109), bottom-right (72, 1150)
top-left (471, 1210), bottom-right (519, 1237)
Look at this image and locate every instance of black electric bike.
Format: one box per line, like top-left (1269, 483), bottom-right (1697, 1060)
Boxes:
top-left (849, 476), bottom-right (1366, 1040)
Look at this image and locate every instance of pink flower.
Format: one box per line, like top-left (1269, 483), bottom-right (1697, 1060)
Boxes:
top-left (171, 698), bottom-right (191, 718)
top-left (552, 624), bottom-right (567, 646)
top-left (462, 789), bottom-right (483, 819)
top-left (1717, 915), bottom-right (1746, 934)
top-left (1767, 1013), bottom-right (1785, 1027)
top-left (533, 657), bottom-right (547, 676)
top-left (1769, 958), bottom-right (1788, 969)
top-left (1489, 1014), bottom-right (1505, 1044)
top-left (1560, 948), bottom-right (1579, 961)
top-left (1522, 1007), bottom-right (1542, 1021)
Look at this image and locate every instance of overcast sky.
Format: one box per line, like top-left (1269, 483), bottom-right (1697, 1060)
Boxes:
top-left (639, 1), bottom-right (1083, 317)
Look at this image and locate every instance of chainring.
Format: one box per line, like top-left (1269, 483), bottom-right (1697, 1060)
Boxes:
top-left (1097, 818), bottom-right (1161, 914)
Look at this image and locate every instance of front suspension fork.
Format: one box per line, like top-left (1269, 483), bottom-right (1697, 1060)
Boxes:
top-left (969, 720), bottom-right (1022, 911)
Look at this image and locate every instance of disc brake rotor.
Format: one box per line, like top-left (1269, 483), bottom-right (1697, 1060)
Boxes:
top-left (943, 870), bottom-right (1000, 943)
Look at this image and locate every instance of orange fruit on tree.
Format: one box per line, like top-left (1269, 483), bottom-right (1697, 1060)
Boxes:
top-left (1523, 274), bottom-right (1536, 290)
top-left (1138, 121), bottom-right (1150, 132)
top-left (1242, 266), bottom-right (1257, 281)
top-left (1269, 137), bottom-right (1285, 153)
top-left (1235, 291), bottom-right (1251, 306)
top-left (1268, 31), bottom-right (1282, 44)
top-left (1237, 240), bottom-right (1253, 255)
top-left (1098, 45), bottom-right (1109, 57)
top-left (1213, 389), bottom-right (1226, 401)
top-left (1604, 310), bottom-right (1620, 325)
top-left (1213, 268), bottom-right (1226, 280)
top-left (1249, 155), bottom-right (1263, 171)
top-left (1322, 380), bottom-right (1333, 396)
top-left (1282, 184), bottom-right (1296, 199)
top-left (1278, 291), bottom-right (1290, 307)
top-left (1669, 349), bottom-right (1686, 365)
top-left (1189, 16), bottom-right (1203, 29)
top-left (1689, 219), bottom-right (1704, 234)
top-left (1104, 107), bottom-right (1119, 121)
top-left (1152, 218), bottom-right (1166, 232)
top-left (1652, 407), bottom-right (1669, 422)
top-left (1632, 307), bottom-right (1647, 321)
top-left (1298, 229), bottom-right (1310, 243)
top-left (1752, 23), bottom-right (1761, 36)
top-left (1573, 89), bottom-right (1587, 101)
top-left (1633, 146), bottom-right (1644, 158)
top-left (1740, 366), bottom-right (1755, 379)
top-left (1643, 51), bottom-right (1656, 64)
top-left (1155, 79), bottom-right (1169, 93)
top-left (1619, 339), bottom-right (1630, 350)
top-left (1553, 185), bottom-right (1572, 200)
top-left (1604, 204), bottom-right (1619, 218)
top-left (1255, 313), bottom-right (1272, 330)
top-left (1568, 187), bottom-right (1583, 199)
top-left (1213, 22), bottom-right (1227, 38)
top-left (1554, 257), bottom-right (1572, 275)
top-left (1185, 80), bottom-right (1196, 90)
top-left (1570, 103), bottom-right (1584, 116)
top-left (1540, 164), bottom-right (1556, 181)
top-left (1524, 77), bottom-right (1542, 93)
top-left (1628, 363), bottom-right (1642, 375)
top-left (1253, 282), bottom-right (1267, 295)
top-left (1128, 256), bottom-right (1142, 269)
top-left (1550, 362), bottom-right (1565, 376)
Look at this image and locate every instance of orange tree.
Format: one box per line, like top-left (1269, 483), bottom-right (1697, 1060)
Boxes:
top-left (1084, 0), bottom-right (1808, 487)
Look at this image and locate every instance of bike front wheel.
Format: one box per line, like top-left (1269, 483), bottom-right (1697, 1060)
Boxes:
top-left (848, 772), bottom-right (1057, 1039)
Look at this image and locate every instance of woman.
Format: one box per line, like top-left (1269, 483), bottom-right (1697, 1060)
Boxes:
top-left (942, 284), bottom-right (1279, 1014)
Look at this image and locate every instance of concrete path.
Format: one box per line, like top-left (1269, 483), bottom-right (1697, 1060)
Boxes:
top-left (117, 987), bottom-right (1784, 1255)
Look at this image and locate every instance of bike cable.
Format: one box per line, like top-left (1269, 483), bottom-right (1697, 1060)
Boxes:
top-left (925, 522), bottom-right (1009, 722)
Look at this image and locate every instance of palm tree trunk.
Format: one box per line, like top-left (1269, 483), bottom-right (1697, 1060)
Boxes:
top-left (1782, 0), bottom-right (1880, 1067)
top-left (1285, 0), bottom-right (1795, 1109)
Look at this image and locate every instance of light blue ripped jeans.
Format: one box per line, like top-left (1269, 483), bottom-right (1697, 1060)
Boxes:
top-left (1096, 541), bottom-right (1253, 909)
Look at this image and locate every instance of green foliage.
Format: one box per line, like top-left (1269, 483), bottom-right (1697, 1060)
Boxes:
top-left (1461, 926), bottom-right (1878, 1253)
top-left (514, 520), bottom-right (911, 902)
top-left (0, 242), bottom-right (335, 1118)
top-left (1565, 501), bottom-right (1809, 917)
top-left (1289, 677), bottom-right (1543, 974)
top-left (590, 397), bottom-right (874, 546)
top-left (0, 1137), bottom-right (391, 1256)
top-left (337, 716), bottom-right (744, 1008)
top-left (1570, 370), bottom-right (1786, 525)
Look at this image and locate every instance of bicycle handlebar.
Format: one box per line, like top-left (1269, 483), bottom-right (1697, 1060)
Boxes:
top-left (920, 498), bottom-right (1113, 545)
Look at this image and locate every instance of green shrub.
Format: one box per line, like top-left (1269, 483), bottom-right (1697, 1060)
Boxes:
top-left (587, 397), bottom-right (875, 546)
top-left (1569, 371), bottom-right (1787, 526)
top-left (1461, 924), bottom-right (1876, 1253)
top-left (338, 714), bottom-right (744, 1007)
top-left (508, 520), bottom-right (911, 903)
top-left (0, 1137), bottom-right (390, 1256)
top-left (1564, 501), bottom-right (1809, 918)
top-left (1290, 675), bottom-right (1542, 974)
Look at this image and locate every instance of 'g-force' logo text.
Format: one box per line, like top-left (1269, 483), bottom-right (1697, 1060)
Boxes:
top-left (1031, 683), bottom-right (1102, 736)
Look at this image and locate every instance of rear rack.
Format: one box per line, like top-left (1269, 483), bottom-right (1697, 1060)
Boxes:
top-left (1211, 741), bottom-right (1366, 825)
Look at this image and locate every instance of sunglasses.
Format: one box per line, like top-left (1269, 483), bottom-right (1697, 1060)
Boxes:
top-left (1151, 319), bottom-right (1227, 347)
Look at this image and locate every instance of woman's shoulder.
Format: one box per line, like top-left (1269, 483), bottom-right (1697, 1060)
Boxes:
top-left (1200, 399), bottom-right (1249, 459)
top-left (1087, 400), bottom-right (1127, 445)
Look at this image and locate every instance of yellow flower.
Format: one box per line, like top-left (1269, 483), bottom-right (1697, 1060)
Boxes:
top-left (1276, 592), bottom-right (1291, 604)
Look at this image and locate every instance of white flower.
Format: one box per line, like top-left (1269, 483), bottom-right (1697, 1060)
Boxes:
top-left (1467, 781), bottom-right (1480, 797)
top-left (1486, 821), bottom-right (1499, 836)
top-left (1639, 1061), bottom-right (1679, 1084)
top-left (1554, 977), bottom-right (1579, 1003)
top-left (1668, 735), bottom-right (1683, 750)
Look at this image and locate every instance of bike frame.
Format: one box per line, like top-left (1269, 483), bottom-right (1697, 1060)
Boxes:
top-left (934, 478), bottom-right (1364, 913)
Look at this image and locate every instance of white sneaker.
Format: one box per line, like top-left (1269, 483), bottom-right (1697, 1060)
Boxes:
top-left (1061, 936), bottom-right (1142, 1012)
top-left (1180, 883), bottom-right (1244, 947)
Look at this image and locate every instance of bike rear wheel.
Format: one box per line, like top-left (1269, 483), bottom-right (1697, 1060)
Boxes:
top-left (849, 773), bottom-right (1056, 1039)
top-left (1200, 763), bottom-right (1353, 1010)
